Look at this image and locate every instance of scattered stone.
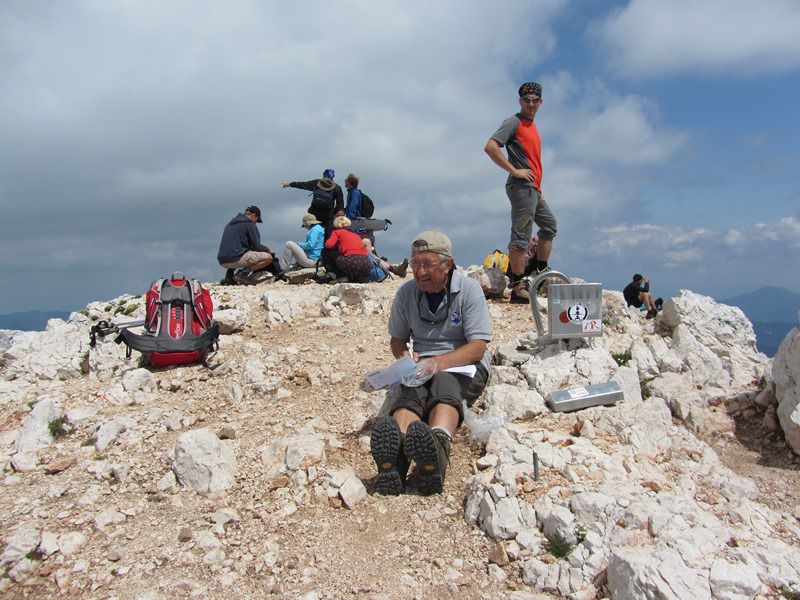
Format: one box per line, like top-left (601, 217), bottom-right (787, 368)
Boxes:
top-left (44, 455), bottom-right (75, 474)
top-left (58, 531), bottom-right (87, 556)
top-left (218, 426), bottom-right (237, 440)
top-left (488, 542), bottom-right (510, 566)
top-left (339, 476), bottom-right (368, 509)
top-left (173, 428), bottom-right (236, 494)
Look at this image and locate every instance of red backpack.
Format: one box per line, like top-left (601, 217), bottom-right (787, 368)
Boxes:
top-left (115, 273), bottom-right (219, 367)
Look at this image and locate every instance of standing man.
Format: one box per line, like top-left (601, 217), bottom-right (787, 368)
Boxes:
top-left (344, 173), bottom-right (363, 220)
top-left (370, 231), bottom-right (492, 495)
top-left (485, 81), bottom-right (557, 304)
top-left (281, 168), bottom-right (345, 235)
top-left (217, 206), bottom-right (274, 285)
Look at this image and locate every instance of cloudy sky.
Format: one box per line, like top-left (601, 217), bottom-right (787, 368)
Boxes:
top-left (2, 0), bottom-right (799, 315)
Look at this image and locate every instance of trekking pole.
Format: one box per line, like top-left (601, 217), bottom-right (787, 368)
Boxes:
top-left (89, 319), bottom-right (146, 347)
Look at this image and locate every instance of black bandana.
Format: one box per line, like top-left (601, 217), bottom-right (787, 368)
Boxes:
top-left (518, 81), bottom-right (542, 98)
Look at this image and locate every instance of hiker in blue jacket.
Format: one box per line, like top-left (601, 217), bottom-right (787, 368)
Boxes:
top-left (217, 206), bottom-right (274, 285)
top-left (344, 173), bottom-right (363, 220)
top-left (279, 213), bottom-right (325, 272)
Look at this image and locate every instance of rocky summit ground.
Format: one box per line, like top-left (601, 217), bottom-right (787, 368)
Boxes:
top-left (0, 271), bottom-right (799, 600)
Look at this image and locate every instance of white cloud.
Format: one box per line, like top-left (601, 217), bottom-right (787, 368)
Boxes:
top-left (590, 0), bottom-right (800, 77)
top-left (561, 94), bottom-right (688, 166)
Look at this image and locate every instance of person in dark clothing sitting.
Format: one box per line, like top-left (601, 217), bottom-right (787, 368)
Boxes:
top-left (623, 273), bottom-right (662, 319)
top-left (217, 206), bottom-right (274, 285)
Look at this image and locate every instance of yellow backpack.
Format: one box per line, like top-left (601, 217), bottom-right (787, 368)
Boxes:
top-left (483, 249), bottom-right (509, 273)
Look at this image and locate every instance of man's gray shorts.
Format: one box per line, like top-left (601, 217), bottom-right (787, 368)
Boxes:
top-left (506, 184), bottom-right (557, 251)
top-left (220, 250), bottom-right (272, 270)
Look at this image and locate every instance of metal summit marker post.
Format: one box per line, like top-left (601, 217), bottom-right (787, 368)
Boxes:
top-left (526, 271), bottom-right (622, 412)
top-left (527, 271), bottom-right (604, 345)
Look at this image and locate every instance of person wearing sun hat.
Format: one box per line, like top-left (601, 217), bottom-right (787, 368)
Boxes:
top-left (370, 230), bottom-right (492, 496)
top-left (484, 81), bottom-right (558, 304)
top-left (281, 168), bottom-right (344, 236)
top-left (278, 212), bottom-right (325, 274)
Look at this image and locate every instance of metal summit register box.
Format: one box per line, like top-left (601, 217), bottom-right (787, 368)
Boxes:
top-left (547, 282), bottom-right (603, 339)
top-left (546, 381), bottom-right (623, 412)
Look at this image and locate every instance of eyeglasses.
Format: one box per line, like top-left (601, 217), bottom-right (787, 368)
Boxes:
top-left (410, 258), bottom-right (448, 272)
top-left (520, 96), bottom-right (541, 104)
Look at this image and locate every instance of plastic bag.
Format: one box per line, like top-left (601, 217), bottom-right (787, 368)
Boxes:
top-left (461, 400), bottom-right (505, 444)
top-left (400, 358), bottom-right (437, 387)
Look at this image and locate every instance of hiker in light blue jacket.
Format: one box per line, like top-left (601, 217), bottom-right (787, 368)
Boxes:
top-left (280, 213), bottom-right (325, 272)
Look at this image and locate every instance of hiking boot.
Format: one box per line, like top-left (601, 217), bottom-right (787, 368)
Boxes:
top-left (233, 269), bottom-right (251, 285)
top-left (404, 421), bottom-right (450, 495)
top-left (645, 308), bottom-right (657, 319)
top-left (509, 290), bottom-right (530, 304)
top-left (511, 278), bottom-right (531, 300)
top-left (220, 269), bottom-right (236, 286)
top-left (247, 270), bottom-right (274, 285)
top-left (391, 259), bottom-right (409, 278)
top-left (370, 416), bottom-right (408, 495)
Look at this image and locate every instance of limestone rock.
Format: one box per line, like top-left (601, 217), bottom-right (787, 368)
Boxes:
top-left (607, 546), bottom-right (711, 600)
top-left (0, 523), bottom-right (40, 569)
top-left (214, 307), bottom-right (249, 334)
top-left (94, 416), bottom-right (137, 451)
top-left (709, 558), bottom-right (762, 600)
top-left (483, 383), bottom-right (546, 420)
top-left (662, 290), bottom-right (767, 389)
top-left (773, 326), bottom-right (800, 454)
top-left (12, 396), bottom-right (62, 471)
top-left (338, 475), bottom-right (368, 509)
top-left (2, 317), bottom-right (90, 381)
top-left (262, 291), bottom-right (304, 325)
top-left (173, 428), bottom-right (236, 494)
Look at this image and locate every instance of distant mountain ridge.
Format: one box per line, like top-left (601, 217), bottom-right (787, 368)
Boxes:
top-left (720, 286), bottom-right (800, 322)
top-left (0, 310), bottom-right (71, 331)
top-left (720, 286), bottom-right (800, 357)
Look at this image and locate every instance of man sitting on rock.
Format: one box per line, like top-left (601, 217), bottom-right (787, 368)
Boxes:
top-left (217, 206), bottom-right (274, 285)
top-left (371, 231), bottom-right (492, 495)
top-left (623, 273), bottom-right (663, 319)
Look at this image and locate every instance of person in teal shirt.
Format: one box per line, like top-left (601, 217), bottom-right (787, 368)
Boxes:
top-left (280, 213), bottom-right (325, 272)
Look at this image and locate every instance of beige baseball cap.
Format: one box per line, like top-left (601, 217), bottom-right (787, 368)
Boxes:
top-left (412, 230), bottom-right (452, 258)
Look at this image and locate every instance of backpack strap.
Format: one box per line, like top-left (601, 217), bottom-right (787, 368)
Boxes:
top-left (115, 323), bottom-right (220, 355)
top-left (146, 279), bottom-right (166, 333)
top-left (188, 278), bottom-right (212, 330)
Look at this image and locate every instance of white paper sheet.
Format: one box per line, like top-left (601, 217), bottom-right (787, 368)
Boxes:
top-left (365, 356), bottom-right (477, 389)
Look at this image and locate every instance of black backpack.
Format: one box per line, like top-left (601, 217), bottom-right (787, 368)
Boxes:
top-left (360, 192), bottom-right (375, 218)
top-left (310, 186), bottom-right (335, 211)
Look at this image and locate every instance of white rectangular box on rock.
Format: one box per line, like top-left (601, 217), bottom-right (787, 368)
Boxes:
top-left (546, 381), bottom-right (623, 412)
top-left (547, 283), bottom-right (604, 339)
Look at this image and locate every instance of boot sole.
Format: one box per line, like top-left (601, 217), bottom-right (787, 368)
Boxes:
top-left (404, 421), bottom-right (443, 495)
top-left (370, 417), bottom-right (404, 495)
